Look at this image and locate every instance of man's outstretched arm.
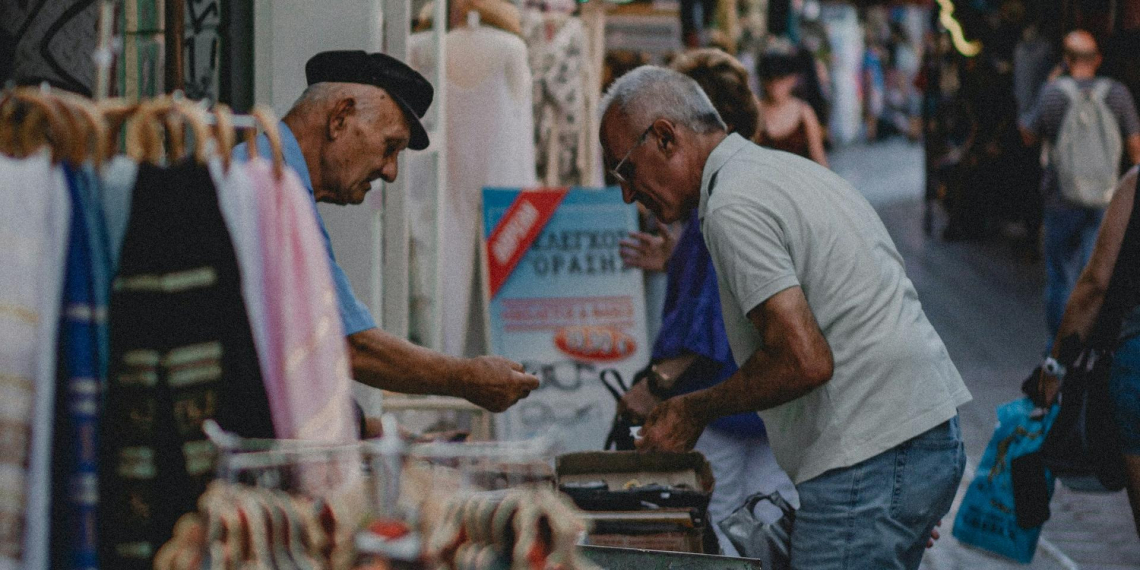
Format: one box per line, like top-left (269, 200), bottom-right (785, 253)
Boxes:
top-left (348, 327), bottom-right (539, 412)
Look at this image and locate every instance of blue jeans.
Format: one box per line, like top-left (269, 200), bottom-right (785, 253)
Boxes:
top-left (789, 416), bottom-right (965, 570)
top-left (1044, 206), bottom-right (1105, 342)
top-left (1111, 336), bottom-right (1140, 455)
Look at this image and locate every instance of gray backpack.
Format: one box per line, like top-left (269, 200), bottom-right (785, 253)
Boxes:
top-left (1050, 77), bottom-right (1123, 208)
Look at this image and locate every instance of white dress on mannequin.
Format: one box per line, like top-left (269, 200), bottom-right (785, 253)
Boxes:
top-left (441, 17), bottom-right (536, 356)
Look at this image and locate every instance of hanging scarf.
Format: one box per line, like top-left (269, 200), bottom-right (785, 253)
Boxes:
top-left (98, 160), bottom-right (274, 569)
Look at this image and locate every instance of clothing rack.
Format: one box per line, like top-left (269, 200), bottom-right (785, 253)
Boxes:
top-left (1, 86), bottom-right (282, 172)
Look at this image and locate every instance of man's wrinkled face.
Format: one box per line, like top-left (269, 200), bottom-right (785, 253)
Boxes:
top-left (600, 110), bottom-right (690, 223)
top-left (320, 90), bottom-right (410, 205)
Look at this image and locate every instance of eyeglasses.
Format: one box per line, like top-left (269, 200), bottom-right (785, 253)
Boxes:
top-left (608, 125), bottom-right (655, 185)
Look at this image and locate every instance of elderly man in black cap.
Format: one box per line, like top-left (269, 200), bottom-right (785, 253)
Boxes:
top-left (238, 50), bottom-right (538, 414)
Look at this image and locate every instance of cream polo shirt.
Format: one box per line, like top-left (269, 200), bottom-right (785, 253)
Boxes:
top-left (697, 134), bottom-right (971, 484)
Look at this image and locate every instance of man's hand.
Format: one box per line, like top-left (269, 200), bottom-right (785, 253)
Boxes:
top-left (617, 379), bottom-right (662, 425)
top-left (456, 356), bottom-right (540, 413)
top-left (349, 328), bottom-right (538, 412)
top-left (620, 220), bottom-right (680, 273)
top-left (927, 520), bottom-right (942, 549)
top-left (153, 514), bottom-right (205, 570)
top-left (1036, 368), bottom-right (1061, 407)
top-left (635, 396), bottom-right (707, 453)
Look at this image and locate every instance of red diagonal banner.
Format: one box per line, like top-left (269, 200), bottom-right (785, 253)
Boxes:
top-left (486, 188), bottom-right (569, 298)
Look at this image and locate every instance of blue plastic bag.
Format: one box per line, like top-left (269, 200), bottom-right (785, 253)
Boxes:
top-left (952, 398), bottom-right (1060, 563)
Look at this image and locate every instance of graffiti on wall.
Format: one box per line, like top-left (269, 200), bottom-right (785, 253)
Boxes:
top-left (0, 0), bottom-right (99, 95)
top-left (183, 0), bottom-right (221, 102)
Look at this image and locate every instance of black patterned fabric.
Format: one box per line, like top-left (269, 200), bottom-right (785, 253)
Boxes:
top-left (98, 160), bottom-right (274, 569)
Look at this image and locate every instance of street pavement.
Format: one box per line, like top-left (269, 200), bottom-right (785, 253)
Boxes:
top-left (827, 139), bottom-right (1140, 570)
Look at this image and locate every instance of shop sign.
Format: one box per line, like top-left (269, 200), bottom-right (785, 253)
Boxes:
top-left (482, 187), bottom-right (650, 452)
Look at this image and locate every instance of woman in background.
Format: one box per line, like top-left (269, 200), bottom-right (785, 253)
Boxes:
top-left (756, 44), bottom-right (829, 166)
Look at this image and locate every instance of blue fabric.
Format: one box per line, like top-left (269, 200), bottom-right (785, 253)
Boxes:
top-left (97, 158), bottom-right (138, 275)
top-left (794, 417), bottom-right (965, 570)
top-left (234, 123), bottom-right (377, 335)
top-left (1043, 205), bottom-right (1105, 344)
top-left (653, 210), bottom-right (765, 436)
top-left (953, 401), bottom-right (1059, 563)
top-left (81, 164), bottom-right (115, 381)
top-left (53, 166), bottom-right (103, 570)
top-left (1110, 335), bottom-right (1140, 455)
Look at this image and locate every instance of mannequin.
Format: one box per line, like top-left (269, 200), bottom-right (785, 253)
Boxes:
top-left (407, 0), bottom-right (536, 357)
top-left (414, 0), bottom-right (523, 37)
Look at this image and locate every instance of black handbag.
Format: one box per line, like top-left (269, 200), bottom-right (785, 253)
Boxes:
top-left (717, 492), bottom-right (794, 568)
top-left (1040, 346), bottom-right (1127, 491)
top-left (1040, 174), bottom-right (1140, 492)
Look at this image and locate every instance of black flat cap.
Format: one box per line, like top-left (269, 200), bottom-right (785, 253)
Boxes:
top-left (306, 50), bottom-right (433, 150)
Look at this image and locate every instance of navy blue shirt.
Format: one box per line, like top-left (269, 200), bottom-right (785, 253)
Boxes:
top-left (652, 209), bottom-right (766, 437)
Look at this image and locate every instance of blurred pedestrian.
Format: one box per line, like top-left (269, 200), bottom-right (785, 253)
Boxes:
top-left (618, 48), bottom-right (796, 557)
top-left (862, 38), bottom-right (887, 142)
top-left (884, 23), bottom-right (920, 140)
top-left (678, 0), bottom-right (715, 47)
top-left (1020, 30), bottom-right (1140, 345)
top-left (1037, 165), bottom-right (1140, 540)
top-left (601, 66), bottom-right (971, 570)
top-left (755, 45), bottom-right (828, 166)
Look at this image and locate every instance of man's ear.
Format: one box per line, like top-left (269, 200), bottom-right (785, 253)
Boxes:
top-left (327, 97), bottom-right (356, 141)
top-left (653, 118), bottom-right (677, 156)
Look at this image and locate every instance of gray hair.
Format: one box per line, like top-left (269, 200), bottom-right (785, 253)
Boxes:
top-left (290, 82), bottom-right (387, 123)
top-left (600, 65), bottom-right (727, 134)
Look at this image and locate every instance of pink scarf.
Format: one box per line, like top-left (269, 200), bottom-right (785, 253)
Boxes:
top-left (245, 159), bottom-right (357, 443)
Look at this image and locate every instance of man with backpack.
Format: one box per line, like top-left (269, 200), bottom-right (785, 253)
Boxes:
top-left (1021, 30), bottom-right (1140, 345)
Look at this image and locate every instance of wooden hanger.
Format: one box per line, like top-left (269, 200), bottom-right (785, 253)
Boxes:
top-left (212, 103), bottom-right (236, 172)
top-left (53, 90), bottom-right (109, 168)
top-left (164, 108), bottom-right (187, 162)
top-left (46, 95), bottom-right (88, 165)
top-left (125, 97), bottom-right (174, 164)
top-left (124, 95), bottom-right (215, 165)
top-left (0, 93), bottom-right (23, 157)
top-left (2, 87), bottom-right (72, 162)
top-left (171, 96), bottom-right (213, 165)
top-left (249, 105), bottom-right (285, 179)
top-left (29, 85), bottom-right (89, 165)
top-left (97, 98), bottom-right (140, 158)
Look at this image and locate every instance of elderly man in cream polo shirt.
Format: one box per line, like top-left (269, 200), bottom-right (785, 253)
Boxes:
top-left (599, 66), bottom-right (972, 570)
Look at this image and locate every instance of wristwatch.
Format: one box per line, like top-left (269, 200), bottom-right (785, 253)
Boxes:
top-left (645, 365), bottom-right (673, 399)
top-left (1042, 356), bottom-right (1067, 378)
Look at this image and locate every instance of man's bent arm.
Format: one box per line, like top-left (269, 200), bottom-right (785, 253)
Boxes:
top-left (636, 286), bottom-right (833, 452)
top-left (1126, 134), bottom-right (1140, 166)
top-left (348, 327), bottom-right (538, 412)
top-left (680, 286), bottom-right (834, 423)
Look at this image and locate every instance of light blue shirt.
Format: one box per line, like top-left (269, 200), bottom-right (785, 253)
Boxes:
top-left (234, 122), bottom-right (377, 335)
